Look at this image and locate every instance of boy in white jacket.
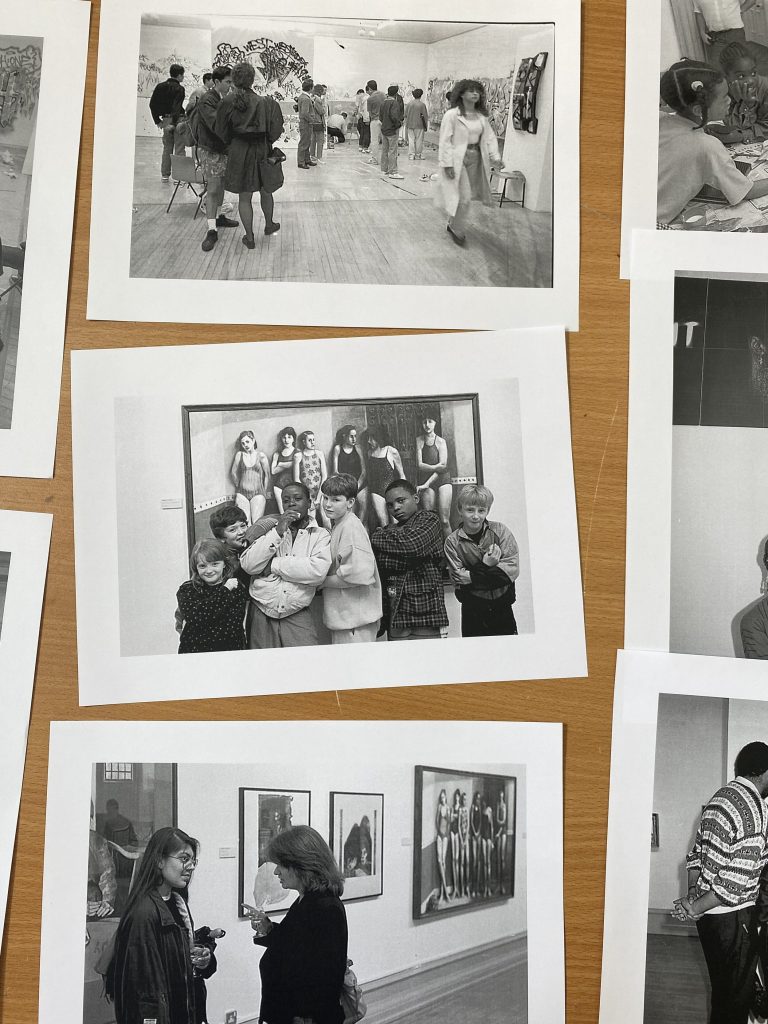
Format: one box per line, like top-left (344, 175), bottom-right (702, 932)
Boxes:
top-left (320, 473), bottom-right (382, 644)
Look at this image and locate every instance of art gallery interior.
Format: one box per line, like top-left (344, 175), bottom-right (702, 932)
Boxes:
top-left (132, 15), bottom-right (554, 288)
top-left (84, 760), bottom-right (527, 1024)
top-left (645, 695), bottom-right (768, 1023)
top-left (113, 378), bottom-right (533, 655)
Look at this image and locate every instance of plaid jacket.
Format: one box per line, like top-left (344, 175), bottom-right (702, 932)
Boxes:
top-left (372, 510), bottom-right (448, 631)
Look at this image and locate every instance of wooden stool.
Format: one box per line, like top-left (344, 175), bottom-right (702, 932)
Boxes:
top-left (490, 168), bottom-right (526, 208)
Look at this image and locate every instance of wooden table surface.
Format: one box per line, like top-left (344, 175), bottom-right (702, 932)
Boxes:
top-left (0, 2), bottom-right (628, 1021)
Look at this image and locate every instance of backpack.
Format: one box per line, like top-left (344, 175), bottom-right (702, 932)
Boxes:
top-left (340, 958), bottom-right (367, 1024)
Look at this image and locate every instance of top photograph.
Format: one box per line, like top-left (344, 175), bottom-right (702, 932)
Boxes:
top-left (87, 0), bottom-right (580, 330)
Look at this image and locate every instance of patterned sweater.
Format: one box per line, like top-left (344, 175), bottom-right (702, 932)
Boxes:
top-left (686, 777), bottom-right (768, 908)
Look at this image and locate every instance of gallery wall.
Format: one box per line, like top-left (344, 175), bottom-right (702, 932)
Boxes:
top-left (649, 694), bottom-right (726, 909)
top-left (136, 23), bottom-right (211, 135)
top-left (313, 35), bottom-right (428, 101)
top-left (0, 36), bottom-right (42, 148)
top-left (670, 426), bottom-right (768, 658)
top-left (115, 378), bottom-right (534, 657)
top-left (177, 759), bottom-right (527, 1024)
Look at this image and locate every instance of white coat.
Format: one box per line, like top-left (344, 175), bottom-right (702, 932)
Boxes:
top-left (436, 107), bottom-right (501, 217)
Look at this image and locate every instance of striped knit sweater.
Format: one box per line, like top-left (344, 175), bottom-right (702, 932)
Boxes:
top-left (686, 777), bottom-right (768, 908)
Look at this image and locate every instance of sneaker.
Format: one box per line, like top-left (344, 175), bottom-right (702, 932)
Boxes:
top-left (161, 176), bottom-right (170, 182)
top-left (309, 159), bottom-right (318, 165)
top-left (408, 154), bottom-right (415, 160)
top-left (297, 163), bottom-right (310, 169)
top-left (388, 173), bottom-right (405, 179)
top-left (201, 229), bottom-right (218, 252)
top-left (264, 221), bottom-right (281, 236)
top-left (366, 157), bottom-right (378, 164)
top-left (215, 214), bottom-right (239, 228)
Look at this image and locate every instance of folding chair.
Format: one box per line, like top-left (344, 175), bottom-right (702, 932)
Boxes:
top-left (490, 168), bottom-right (526, 209)
top-left (166, 153), bottom-right (207, 218)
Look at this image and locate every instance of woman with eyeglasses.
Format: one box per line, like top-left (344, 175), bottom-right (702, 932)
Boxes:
top-left (106, 826), bottom-right (215, 1024)
top-left (248, 825), bottom-right (348, 1024)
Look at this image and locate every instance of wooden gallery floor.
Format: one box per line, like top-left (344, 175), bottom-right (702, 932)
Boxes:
top-left (130, 135), bottom-right (553, 287)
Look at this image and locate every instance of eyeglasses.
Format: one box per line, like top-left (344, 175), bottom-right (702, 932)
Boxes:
top-left (170, 854), bottom-right (198, 868)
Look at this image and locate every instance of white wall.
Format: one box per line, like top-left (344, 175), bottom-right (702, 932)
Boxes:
top-left (670, 426), bottom-right (768, 657)
top-left (726, 699), bottom-right (768, 783)
top-left (115, 378), bottom-right (534, 656)
top-left (649, 694), bottom-right (727, 908)
top-left (426, 24), bottom-right (520, 80)
top-left (660, 0), bottom-right (682, 71)
top-left (178, 759), bottom-right (527, 1024)
top-left (136, 23), bottom-right (213, 136)
top-left (313, 36), bottom-right (428, 101)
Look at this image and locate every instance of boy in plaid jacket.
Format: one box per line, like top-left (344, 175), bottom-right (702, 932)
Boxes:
top-left (371, 479), bottom-right (448, 641)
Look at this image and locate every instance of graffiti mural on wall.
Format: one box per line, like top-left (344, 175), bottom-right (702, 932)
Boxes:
top-left (0, 40), bottom-right (42, 135)
top-left (137, 52), bottom-right (206, 98)
top-left (426, 74), bottom-right (514, 138)
top-left (212, 38), bottom-right (309, 101)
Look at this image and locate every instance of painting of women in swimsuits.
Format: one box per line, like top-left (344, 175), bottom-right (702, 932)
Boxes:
top-left (413, 765), bottom-right (517, 920)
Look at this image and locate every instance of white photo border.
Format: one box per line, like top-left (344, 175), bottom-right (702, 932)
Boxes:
top-left (87, 0), bottom-right (580, 331)
top-left (599, 649), bottom-right (768, 1024)
top-left (71, 327), bottom-right (586, 706)
top-left (38, 719), bottom-right (564, 1024)
top-left (0, 0), bottom-right (89, 478)
top-left (0, 509), bottom-right (51, 940)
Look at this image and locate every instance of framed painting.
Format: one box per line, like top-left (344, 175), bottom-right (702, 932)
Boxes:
top-left (413, 765), bottom-right (516, 921)
top-left (329, 791), bottom-right (384, 902)
top-left (238, 786), bottom-right (311, 917)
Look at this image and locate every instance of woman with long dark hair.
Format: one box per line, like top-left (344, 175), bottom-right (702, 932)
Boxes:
top-left (106, 826), bottom-right (211, 1024)
top-left (436, 79), bottom-right (504, 247)
top-left (248, 825), bottom-right (348, 1024)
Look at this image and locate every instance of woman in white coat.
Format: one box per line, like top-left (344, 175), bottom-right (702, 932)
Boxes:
top-left (437, 79), bottom-right (504, 246)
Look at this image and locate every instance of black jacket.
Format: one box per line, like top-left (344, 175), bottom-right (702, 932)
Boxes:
top-left (108, 891), bottom-right (198, 1024)
top-left (194, 89), bottom-right (227, 153)
top-left (742, 598), bottom-right (768, 658)
top-left (149, 78), bottom-right (186, 125)
top-left (254, 890), bottom-right (347, 1024)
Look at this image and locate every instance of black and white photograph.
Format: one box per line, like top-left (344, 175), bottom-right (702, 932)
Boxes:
top-left (624, 232), bottom-right (768, 654)
top-left (622, 0), bottom-right (768, 274)
top-left (87, 0), bottom-right (580, 330)
top-left (0, 509), bottom-right (51, 943)
top-left (413, 765), bottom-right (515, 920)
top-left (329, 791), bottom-right (384, 902)
top-left (39, 721), bottom-right (563, 1024)
top-left (600, 650), bottom-right (768, 1024)
top-left (239, 786), bottom-right (311, 917)
top-left (71, 329), bottom-right (586, 704)
top-left (0, 0), bottom-right (88, 476)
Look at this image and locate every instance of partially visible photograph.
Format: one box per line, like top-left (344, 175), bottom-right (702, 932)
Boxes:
top-left (0, 34), bottom-right (41, 428)
top-left (657, 1), bottom-right (768, 231)
top-left (329, 790), bottom-right (383, 901)
top-left (0, 550), bottom-right (9, 637)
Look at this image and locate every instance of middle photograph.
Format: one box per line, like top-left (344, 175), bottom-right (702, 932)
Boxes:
top-left (70, 328), bottom-right (585, 705)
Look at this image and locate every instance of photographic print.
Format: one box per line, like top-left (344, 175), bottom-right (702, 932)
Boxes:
top-left (87, 0), bottom-right (580, 330)
top-left (329, 791), bottom-right (384, 901)
top-left (239, 786), bottom-right (311, 917)
top-left (40, 721), bottom-right (561, 1024)
top-left (625, 231), bottom-right (768, 656)
top-left (413, 765), bottom-right (515, 920)
top-left (0, 509), bottom-right (50, 943)
top-left (71, 329), bottom-right (586, 706)
top-left (600, 649), bottom-right (768, 1024)
top-left (621, 0), bottom-right (768, 275)
top-left (0, 0), bottom-right (88, 476)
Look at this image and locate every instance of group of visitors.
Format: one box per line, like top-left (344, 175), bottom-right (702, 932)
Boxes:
top-left (175, 453), bottom-right (520, 652)
top-left (101, 823), bottom-right (348, 1024)
top-left (434, 787), bottom-right (509, 905)
top-left (149, 62), bottom-right (284, 253)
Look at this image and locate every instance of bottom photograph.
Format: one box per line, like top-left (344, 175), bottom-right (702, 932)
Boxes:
top-left (39, 721), bottom-right (563, 1024)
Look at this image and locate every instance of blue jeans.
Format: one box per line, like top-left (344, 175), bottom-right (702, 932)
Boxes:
top-left (380, 134), bottom-right (398, 174)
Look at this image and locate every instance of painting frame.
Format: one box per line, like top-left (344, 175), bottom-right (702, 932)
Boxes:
top-left (413, 764), bottom-right (516, 922)
top-left (238, 786), bottom-right (311, 918)
top-left (329, 790), bottom-right (384, 903)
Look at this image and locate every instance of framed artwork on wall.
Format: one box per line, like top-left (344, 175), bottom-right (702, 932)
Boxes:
top-left (238, 786), bottom-right (311, 918)
top-left (413, 765), bottom-right (516, 921)
top-left (329, 791), bottom-right (384, 902)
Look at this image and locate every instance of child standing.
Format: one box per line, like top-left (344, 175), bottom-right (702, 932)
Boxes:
top-left (657, 59), bottom-right (768, 224)
top-left (444, 484), bottom-right (519, 638)
top-left (710, 42), bottom-right (768, 144)
top-left (176, 539), bottom-right (249, 654)
top-left (320, 473), bottom-right (382, 644)
top-left (405, 87), bottom-right (429, 160)
top-left (371, 479), bottom-right (448, 641)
